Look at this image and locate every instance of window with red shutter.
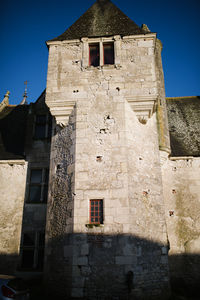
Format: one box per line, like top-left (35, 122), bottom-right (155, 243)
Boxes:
top-left (90, 199), bottom-right (103, 224)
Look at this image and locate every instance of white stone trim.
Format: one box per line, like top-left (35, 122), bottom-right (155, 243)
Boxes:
top-left (46, 39), bottom-right (80, 46)
top-left (122, 33), bottom-right (157, 40)
top-left (169, 156), bottom-right (194, 161)
top-left (0, 160), bottom-right (26, 165)
top-left (126, 95), bottom-right (157, 121)
top-left (81, 36), bottom-right (121, 68)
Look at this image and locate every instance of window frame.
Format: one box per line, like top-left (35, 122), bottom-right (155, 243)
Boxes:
top-left (89, 199), bottom-right (104, 224)
top-left (20, 231), bottom-right (45, 271)
top-left (88, 40), bottom-right (115, 67)
top-left (27, 168), bottom-right (49, 204)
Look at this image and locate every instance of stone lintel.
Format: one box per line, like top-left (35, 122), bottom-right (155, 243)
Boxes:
top-left (123, 33), bottom-right (157, 40)
top-left (46, 39), bottom-right (81, 46)
top-left (169, 156), bottom-right (194, 161)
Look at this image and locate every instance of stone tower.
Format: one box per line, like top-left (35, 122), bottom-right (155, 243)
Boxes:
top-left (44, 0), bottom-right (170, 299)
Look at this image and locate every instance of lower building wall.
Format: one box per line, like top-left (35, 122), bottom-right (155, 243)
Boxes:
top-left (69, 232), bottom-right (170, 300)
top-left (162, 155), bottom-right (200, 294)
top-left (0, 160), bottom-right (27, 274)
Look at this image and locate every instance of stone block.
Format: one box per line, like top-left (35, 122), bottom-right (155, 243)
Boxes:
top-left (71, 288), bottom-right (84, 298)
top-left (72, 276), bottom-right (85, 288)
top-left (64, 245), bottom-right (73, 257)
top-left (115, 255), bottom-right (136, 265)
top-left (161, 246), bottom-right (168, 255)
top-left (123, 244), bottom-right (133, 255)
top-left (138, 40), bottom-right (153, 47)
top-left (111, 188), bottom-right (127, 198)
top-left (114, 215), bottom-right (129, 224)
top-left (161, 255), bottom-right (168, 264)
top-left (77, 256), bottom-right (88, 266)
top-left (72, 266), bottom-right (81, 276)
top-left (76, 172), bottom-right (88, 180)
top-left (117, 207), bottom-right (130, 215)
top-left (81, 243), bottom-right (89, 256)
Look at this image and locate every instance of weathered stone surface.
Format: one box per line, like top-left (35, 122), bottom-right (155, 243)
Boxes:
top-left (162, 156), bottom-right (200, 291)
top-left (0, 161), bottom-right (27, 273)
top-left (44, 31), bottom-right (171, 299)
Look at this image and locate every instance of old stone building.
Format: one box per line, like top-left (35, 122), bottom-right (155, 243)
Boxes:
top-left (0, 90), bottom-right (51, 276)
top-left (0, 0), bottom-right (199, 299)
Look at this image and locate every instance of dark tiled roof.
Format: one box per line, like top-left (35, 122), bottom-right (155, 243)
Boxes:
top-left (0, 105), bottom-right (28, 159)
top-left (49, 0), bottom-right (146, 41)
top-left (166, 97), bottom-right (200, 157)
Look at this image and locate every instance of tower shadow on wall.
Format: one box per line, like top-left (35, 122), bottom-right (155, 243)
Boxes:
top-left (42, 232), bottom-right (199, 300)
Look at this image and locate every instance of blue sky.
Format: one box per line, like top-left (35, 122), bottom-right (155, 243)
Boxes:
top-left (1, 0), bottom-right (199, 105)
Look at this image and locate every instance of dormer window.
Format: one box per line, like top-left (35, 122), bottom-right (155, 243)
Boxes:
top-left (89, 44), bottom-right (100, 67)
top-left (103, 43), bottom-right (114, 65)
top-left (89, 42), bottom-right (114, 67)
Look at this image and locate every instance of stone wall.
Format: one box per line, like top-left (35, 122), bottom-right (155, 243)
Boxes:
top-left (0, 160), bottom-right (27, 273)
top-left (162, 156), bottom-right (200, 293)
top-left (45, 34), bottom-right (170, 299)
top-left (46, 34), bottom-right (160, 125)
top-left (68, 95), bottom-right (169, 299)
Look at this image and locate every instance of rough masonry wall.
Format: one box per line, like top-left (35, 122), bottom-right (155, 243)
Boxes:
top-left (162, 157), bottom-right (200, 292)
top-left (44, 112), bottom-right (76, 297)
top-left (0, 161), bottom-right (27, 273)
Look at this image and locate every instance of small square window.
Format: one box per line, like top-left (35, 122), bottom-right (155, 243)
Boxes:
top-left (90, 199), bottom-right (103, 224)
top-left (103, 43), bottom-right (114, 65)
top-left (89, 44), bottom-right (100, 67)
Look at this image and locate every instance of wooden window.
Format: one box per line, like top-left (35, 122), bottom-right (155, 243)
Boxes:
top-left (89, 44), bottom-right (100, 67)
top-left (28, 168), bottom-right (49, 203)
top-left (90, 199), bottom-right (103, 224)
top-left (21, 231), bottom-right (45, 270)
top-left (103, 43), bottom-right (114, 65)
top-left (34, 114), bottom-right (52, 140)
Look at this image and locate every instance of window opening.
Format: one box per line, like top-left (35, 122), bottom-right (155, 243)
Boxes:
top-left (89, 44), bottom-right (100, 67)
top-left (34, 114), bottom-right (52, 140)
top-left (90, 199), bottom-right (103, 224)
top-left (21, 231), bottom-right (45, 270)
top-left (28, 168), bottom-right (49, 203)
top-left (103, 43), bottom-right (114, 65)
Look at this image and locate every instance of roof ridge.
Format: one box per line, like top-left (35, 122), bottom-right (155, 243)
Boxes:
top-left (166, 96), bottom-right (200, 100)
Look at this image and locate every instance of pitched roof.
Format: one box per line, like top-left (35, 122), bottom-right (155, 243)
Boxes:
top-left (166, 96), bottom-right (200, 157)
top-left (0, 105), bottom-right (28, 160)
top-left (50, 0), bottom-right (146, 41)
